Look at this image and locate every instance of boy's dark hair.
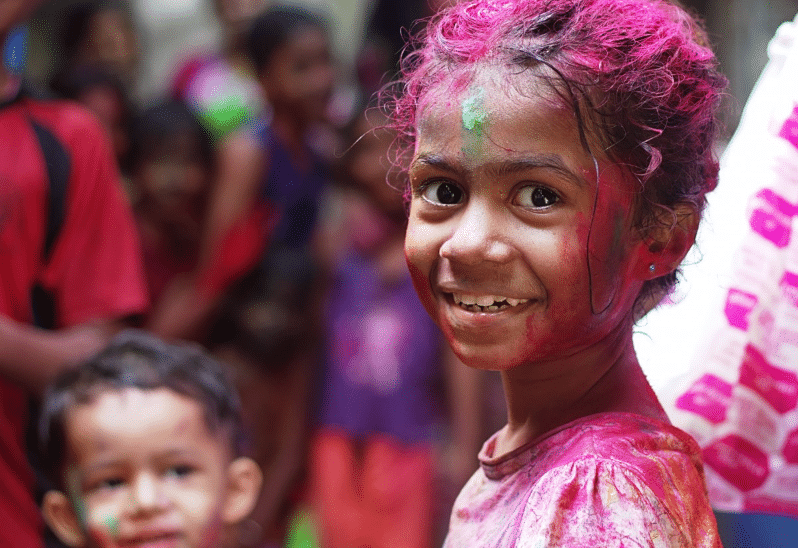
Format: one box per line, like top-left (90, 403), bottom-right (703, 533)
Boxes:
top-left (246, 4), bottom-right (328, 76)
top-left (125, 99), bottom-right (213, 174)
top-left (38, 330), bottom-right (244, 488)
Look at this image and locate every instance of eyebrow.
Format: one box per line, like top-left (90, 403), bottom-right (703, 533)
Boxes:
top-left (410, 153), bottom-right (587, 188)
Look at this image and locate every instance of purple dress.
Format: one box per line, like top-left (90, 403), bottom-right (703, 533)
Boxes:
top-left (319, 252), bottom-right (443, 444)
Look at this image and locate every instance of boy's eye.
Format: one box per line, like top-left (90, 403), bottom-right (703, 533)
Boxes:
top-left (96, 477), bottom-right (125, 491)
top-left (165, 464), bottom-right (195, 479)
top-left (516, 185), bottom-right (559, 208)
top-left (420, 181), bottom-right (464, 205)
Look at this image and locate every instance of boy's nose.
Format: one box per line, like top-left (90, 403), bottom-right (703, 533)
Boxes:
top-left (130, 473), bottom-right (165, 514)
top-left (439, 202), bottom-right (514, 265)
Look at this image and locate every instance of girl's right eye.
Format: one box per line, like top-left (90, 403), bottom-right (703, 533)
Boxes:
top-left (420, 181), bottom-right (464, 205)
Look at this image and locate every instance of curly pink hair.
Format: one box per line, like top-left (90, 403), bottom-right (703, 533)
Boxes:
top-left (387, 0), bottom-right (727, 305)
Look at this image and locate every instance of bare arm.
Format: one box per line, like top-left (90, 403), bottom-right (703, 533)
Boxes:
top-left (247, 352), bottom-right (314, 543)
top-left (148, 129), bottom-right (267, 340)
top-left (0, 315), bottom-right (121, 396)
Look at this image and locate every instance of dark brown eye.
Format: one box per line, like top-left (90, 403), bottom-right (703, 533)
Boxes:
top-left (422, 181), bottom-right (464, 205)
top-left (517, 185), bottom-right (559, 208)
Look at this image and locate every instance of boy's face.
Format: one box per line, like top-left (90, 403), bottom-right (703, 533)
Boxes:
top-left (405, 68), bottom-right (651, 371)
top-left (47, 387), bottom-right (255, 548)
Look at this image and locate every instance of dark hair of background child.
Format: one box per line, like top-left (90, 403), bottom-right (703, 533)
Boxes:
top-left (245, 4), bottom-right (328, 76)
top-left (125, 99), bottom-right (214, 175)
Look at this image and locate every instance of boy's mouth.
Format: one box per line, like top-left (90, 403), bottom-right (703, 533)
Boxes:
top-left (451, 293), bottom-right (529, 312)
top-left (122, 531), bottom-right (181, 548)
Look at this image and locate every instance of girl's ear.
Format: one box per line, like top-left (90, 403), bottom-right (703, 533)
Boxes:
top-left (42, 490), bottom-right (86, 547)
top-left (223, 456), bottom-right (263, 525)
top-left (635, 202), bottom-right (699, 280)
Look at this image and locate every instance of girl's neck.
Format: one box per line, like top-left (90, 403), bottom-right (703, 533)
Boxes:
top-left (495, 323), bottom-right (666, 456)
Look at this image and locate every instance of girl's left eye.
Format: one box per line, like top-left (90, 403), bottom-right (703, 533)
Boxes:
top-left (515, 185), bottom-right (560, 208)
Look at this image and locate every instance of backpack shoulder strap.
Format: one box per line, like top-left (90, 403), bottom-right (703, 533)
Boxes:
top-left (28, 117), bottom-right (70, 261)
top-left (23, 99), bottom-right (71, 329)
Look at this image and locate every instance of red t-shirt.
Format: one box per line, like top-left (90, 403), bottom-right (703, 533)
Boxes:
top-left (0, 93), bottom-right (149, 548)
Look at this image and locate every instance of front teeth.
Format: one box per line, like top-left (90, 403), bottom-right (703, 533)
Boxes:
top-left (452, 293), bottom-right (529, 312)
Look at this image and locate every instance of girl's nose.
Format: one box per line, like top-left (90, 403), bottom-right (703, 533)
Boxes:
top-left (439, 202), bottom-right (514, 265)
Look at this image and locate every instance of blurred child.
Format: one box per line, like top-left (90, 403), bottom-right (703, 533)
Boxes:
top-left (390, 0), bottom-right (726, 545)
top-left (171, 0), bottom-right (267, 141)
top-left (55, 1), bottom-right (140, 95)
top-left (52, 66), bottom-right (133, 172)
top-left (308, 107), bottom-right (483, 548)
top-left (150, 4), bottom-right (334, 344)
top-left (38, 330), bottom-right (262, 548)
top-left (127, 100), bottom-right (213, 308)
top-left (212, 281), bottom-right (317, 548)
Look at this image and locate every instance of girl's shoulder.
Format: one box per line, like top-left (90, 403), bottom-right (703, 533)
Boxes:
top-left (480, 412), bottom-right (702, 481)
top-left (452, 413), bottom-right (720, 548)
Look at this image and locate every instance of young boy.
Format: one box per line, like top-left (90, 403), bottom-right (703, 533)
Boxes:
top-left (37, 330), bottom-right (262, 548)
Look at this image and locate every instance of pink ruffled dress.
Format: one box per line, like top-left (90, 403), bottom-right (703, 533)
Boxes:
top-left (443, 412), bottom-right (721, 547)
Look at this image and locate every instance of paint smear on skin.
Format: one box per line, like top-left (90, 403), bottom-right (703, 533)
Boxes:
top-left (66, 471), bottom-right (89, 531)
top-left (103, 515), bottom-right (119, 538)
top-left (461, 86), bottom-right (488, 159)
top-left (405, 259), bottom-right (437, 319)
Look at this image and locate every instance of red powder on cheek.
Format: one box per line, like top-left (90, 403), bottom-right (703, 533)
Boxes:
top-left (405, 258), bottom-right (436, 316)
top-left (575, 212), bottom-right (590, 249)
top-left (405, 257), bottom-right (458, 345)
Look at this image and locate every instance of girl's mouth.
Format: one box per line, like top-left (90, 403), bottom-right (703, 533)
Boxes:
top-left (450, 293), bottom-right (530, 313)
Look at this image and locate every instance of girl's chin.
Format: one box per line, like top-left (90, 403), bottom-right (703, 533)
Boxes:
top-left (448, 340), bottom-right (532, 371)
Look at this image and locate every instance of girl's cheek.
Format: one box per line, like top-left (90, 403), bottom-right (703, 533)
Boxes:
top-left (405, 259), bottom-right (436, 318)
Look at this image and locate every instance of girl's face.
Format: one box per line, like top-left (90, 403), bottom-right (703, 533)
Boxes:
top-left (261, 26), bottom-right (334, 125)
top-left (405, 69), bottom-right (649, 371)
top-left (137, 132), bottom-right (209, 229)
top-left (83, 10), bottom-right (138, 84)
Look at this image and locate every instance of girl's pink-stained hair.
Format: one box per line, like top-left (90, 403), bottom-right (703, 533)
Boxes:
top-left (386, 0), bottom-right (727, 307)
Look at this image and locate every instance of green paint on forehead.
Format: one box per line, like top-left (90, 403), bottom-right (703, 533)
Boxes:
top-left (461, 86), bottom-right (488, 160)
top-left (461, 86), bottom-right (487, 135)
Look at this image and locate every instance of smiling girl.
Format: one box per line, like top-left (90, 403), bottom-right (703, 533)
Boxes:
top-left (388, 0), bottom-right (727, 545)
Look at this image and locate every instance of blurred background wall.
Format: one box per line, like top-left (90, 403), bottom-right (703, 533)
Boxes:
top-left (26, 0), bottom-right (370, 104)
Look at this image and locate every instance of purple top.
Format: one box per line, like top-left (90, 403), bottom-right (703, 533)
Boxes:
top-left (319, 252), bottom-right (443, 443)
top-left (252, 118), bottom-right (327, 249)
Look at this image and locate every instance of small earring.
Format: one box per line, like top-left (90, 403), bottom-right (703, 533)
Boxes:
top-left (649, 264), bottom-right (656, 273)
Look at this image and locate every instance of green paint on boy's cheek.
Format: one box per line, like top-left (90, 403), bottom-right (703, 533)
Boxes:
top-left (461, 87), bottom-right (488, 158)
top-left (66, 471), bottom-right (89, 531)
top-left (103, 515), bottom-right (119, 538)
